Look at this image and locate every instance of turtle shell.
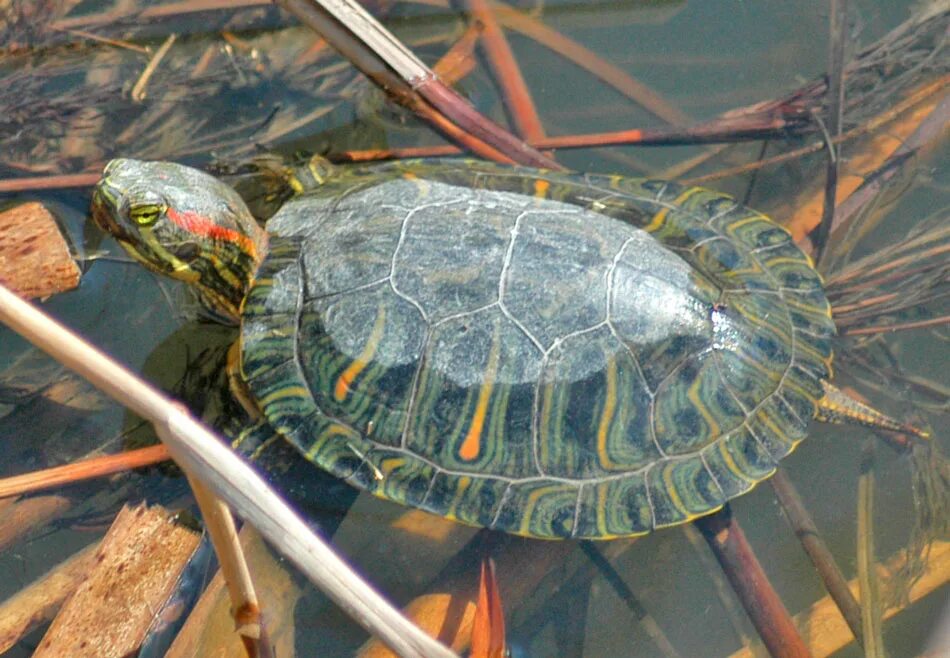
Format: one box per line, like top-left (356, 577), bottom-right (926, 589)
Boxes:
top-left (240, 159), bottom-right (835, 539)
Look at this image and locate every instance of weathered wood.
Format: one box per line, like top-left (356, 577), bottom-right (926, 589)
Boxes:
top-left (33, 503), bottom-right (201, 658)
top-left (0, 542), bottom-right (99, 653)
top-left (0, 202), bottom-right (79, 299)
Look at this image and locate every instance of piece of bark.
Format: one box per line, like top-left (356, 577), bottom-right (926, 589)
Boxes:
top-left (0, 542), bottom-right (100, 653)
top-left (0, 202), bottom-right (80, 299)
top-left (33, 503), bottom-right (201, 658)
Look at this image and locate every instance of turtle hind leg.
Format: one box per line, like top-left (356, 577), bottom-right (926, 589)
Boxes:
top-left (816, 381), bottom-right (930, 439)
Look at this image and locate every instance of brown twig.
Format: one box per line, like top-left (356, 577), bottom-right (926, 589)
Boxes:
top-left (811, 0), bottom-right (848, 266)
top-left (431, 21), bottom-right (483, 84)
top-left (0, 445), bottom-right (172, 499)
top-left (684, 75), bottom-right (948, 186)
top-left (578, 542), bottom-right (682, 658)
top-left (335, 115), bottom-right (803, 163)
top-left (695, 508), bottom-right (811, 658)
top-left (0, 172), bottom-right (100, 193)
top-left (51, 0), bottom-right (271, 31)
top-left (770, 469), bottom-right (863, 642)
top-left (489, 1), bottom-right (692, 127)
top-left (275, 0), bottom-right (559, 168)
top-left (463, 0), bottom-right (546, 146)
top-left (856, 442), bottom-right (886, 657)
top-left (841, 315), bottom-right (950, 337)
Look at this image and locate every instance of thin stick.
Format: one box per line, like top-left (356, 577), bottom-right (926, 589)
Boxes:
top-left (181, 472), bottom-right (270, 657)
top-left (490, 1), bottom-right (692, 127)
top-left (694, 508), bottom-right (811, 658)
top-left (770, 469), bottom-right (863, 642)
top-left (841, 315), bottom-right (950, 336)
top-left (0, 173), bottom-right (100, 193)
top-left (811, 0), bottom-right (848, 265)
top-left (0, 283), bottom-right (457, 658)
top-left (276, 0), bottom-right (558, 168)
top-left (856, 442), bottom-right (885, 657)
top-left (130, 34), bottom-right (178, 102)
top-left (464, 0), bottom-right (547, 145)
top-left (0, 445), bottom-right (172, 499)
top-left (579, 542), bottom-right (682, 658)
top-left (681, 524), bottom-right (755, 651)
top-left (684, 76), bottom-right (948, 185)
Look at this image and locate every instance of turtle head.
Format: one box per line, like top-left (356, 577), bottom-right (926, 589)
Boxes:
top-left (92, 159), bottom-right (267, 322)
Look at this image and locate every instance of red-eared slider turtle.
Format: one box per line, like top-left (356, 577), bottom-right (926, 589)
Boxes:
top-left (91, 157), bottom-right (924, 539)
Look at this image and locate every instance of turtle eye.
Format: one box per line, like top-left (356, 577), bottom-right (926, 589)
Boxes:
top-left (129, 203), bottom-right (165, 227)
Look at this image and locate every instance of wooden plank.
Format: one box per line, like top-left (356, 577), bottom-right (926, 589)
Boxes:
top-left (0, 542), bottom-right (99, 653)
top-left (33, 503), bottom-right (201, 657)
top-left (0, 202), bottom-right (80, 299)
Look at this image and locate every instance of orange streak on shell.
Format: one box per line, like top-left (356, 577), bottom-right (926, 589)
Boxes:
top-left (334, 307), bottom-right (387, 402)
top-left (459, 333), bottom-right (502, 462)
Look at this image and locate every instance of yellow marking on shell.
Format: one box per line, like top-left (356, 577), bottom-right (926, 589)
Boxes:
top-left (755, 407), bottom-right (793, 449)
top-left (444, 475), bottom-right (473, 521)
top-left (596, 356), bottom-right (620, 469)
top-left (377, 455), bottom-right (407, 477)
top-left (334, 306), bottom-right (387, 402)
top-left (596, 484), bottom-right (610, 538)
top-left (538, 382), bottom-right (555, 467)
top-left (260, 385), bottom-right (310, 407)
top-left (723, 214), bottom-right (764, 236)
top-left (686, 370), bottom-right (721, 440)
top-left (458, 329), bottom-right (502, 462)
top-left (644, 186), bottom-right (705, 233)
top-left (656, 463), bottom-right (725, 527)
top-left (766, 256), bottom-right (815, 269)
top-left (660, 465), bottom-right (689, 516)
top-left (520, 485), bottom-right (566, 535)
top-left (305, 423), bottom-right (355, 460)
top-left (716, 439), bottom-right (758, 483)
top-left (533, 179), bottom-right (550, 199)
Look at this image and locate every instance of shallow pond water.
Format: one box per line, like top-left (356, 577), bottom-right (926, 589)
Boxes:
top-left (0, 1), bottom-right (947, 656)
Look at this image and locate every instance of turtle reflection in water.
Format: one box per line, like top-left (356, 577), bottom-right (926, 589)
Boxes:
top-left (91, 157), bottom-right (926, 539)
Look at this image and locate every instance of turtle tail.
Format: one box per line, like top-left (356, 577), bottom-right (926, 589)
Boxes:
top-left (816, 381), bottom-right (930, 439)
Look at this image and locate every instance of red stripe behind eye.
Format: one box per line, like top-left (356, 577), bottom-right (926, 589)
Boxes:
top-left (166, 207), bottom-right (257, 259)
